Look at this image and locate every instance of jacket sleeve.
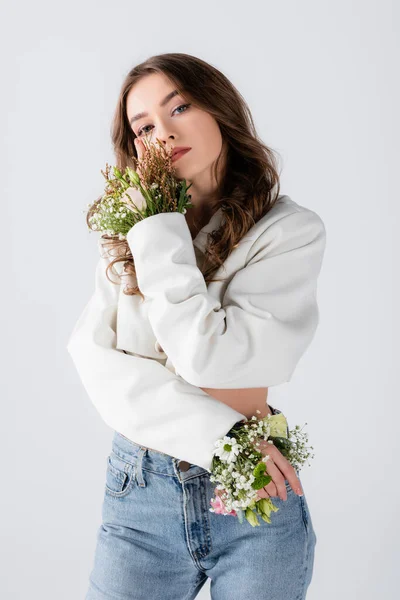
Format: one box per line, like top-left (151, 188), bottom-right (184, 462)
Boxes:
top-left (126, 208), bottom-right (327, 389)
top-left (66, 242), bottom-right (246, 472)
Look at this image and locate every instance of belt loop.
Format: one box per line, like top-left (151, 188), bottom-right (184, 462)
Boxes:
top-left (135, 447), bottom-right (147, 487)
top-left (172, 457), bottom-right (182, 481)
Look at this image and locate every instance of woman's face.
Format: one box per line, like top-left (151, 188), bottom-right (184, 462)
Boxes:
top-left (126, 72), bottom-right (226, 201)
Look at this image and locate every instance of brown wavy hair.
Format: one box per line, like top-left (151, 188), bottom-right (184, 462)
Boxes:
top-left (87, 52), bottom-right (282, 301)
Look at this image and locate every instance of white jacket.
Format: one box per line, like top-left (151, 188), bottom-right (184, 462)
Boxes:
top-left (66, 194), bottom-right (326, 471)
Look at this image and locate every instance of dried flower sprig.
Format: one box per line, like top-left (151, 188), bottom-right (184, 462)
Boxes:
top-left (209, 411), bottom-right (315, 527)
top-left (87, 137), bottom-right (194, 239)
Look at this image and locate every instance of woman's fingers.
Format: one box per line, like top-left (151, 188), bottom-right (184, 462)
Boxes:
top-left (134, 136), bottom-right (145, 160)
top-left (263, 456), bottom-right (288, 500)
top-left (259, 441), bottom-right (303, 497)
top-left (134, 137), bottom-right (146, 177)
top-left (256, 479), bottom-right (278, 500)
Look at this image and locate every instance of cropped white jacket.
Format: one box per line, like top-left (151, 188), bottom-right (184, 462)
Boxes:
top-left (66, 194), bottom-right (326, 471)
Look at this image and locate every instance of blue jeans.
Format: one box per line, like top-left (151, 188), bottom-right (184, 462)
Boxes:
top-left (86, 406), bottom-right (317, 599)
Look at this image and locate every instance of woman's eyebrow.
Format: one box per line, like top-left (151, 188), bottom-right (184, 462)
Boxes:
top-left (129, 89), bottom-right (180, 126)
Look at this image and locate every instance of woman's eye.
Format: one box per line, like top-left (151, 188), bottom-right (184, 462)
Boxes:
top-left (137, 103), bottom-right (190, 137)
top-left (174, 103), bottom-right (190, 114)
top-left (137, 125), bottom-right (152, 136)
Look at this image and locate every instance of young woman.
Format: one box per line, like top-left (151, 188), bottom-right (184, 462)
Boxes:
top-left (67, 52), bottom-right (326, 599)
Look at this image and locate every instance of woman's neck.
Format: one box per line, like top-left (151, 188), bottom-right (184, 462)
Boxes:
top-left (185, 204), bottom-right (216, 240)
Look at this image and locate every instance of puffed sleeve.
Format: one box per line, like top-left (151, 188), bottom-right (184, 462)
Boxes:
top-left (126, 207), bottom-right (326, 388)
top-left (66, 240), bottom-right (246, 472)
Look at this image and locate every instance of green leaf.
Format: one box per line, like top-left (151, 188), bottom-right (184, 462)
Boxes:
top-left (251, 474), bottom-right (272, 490)
top-left (269, 436), bottom-right (292, 455)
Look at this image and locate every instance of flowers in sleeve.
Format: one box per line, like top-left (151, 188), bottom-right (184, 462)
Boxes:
top-left (209, 410), bottom-right (315, 527)
top-left (86, 137), bottom-right (194, 239)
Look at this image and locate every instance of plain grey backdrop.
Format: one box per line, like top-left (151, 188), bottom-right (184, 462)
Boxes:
top-left (1, 1), bottom-right (399, 598)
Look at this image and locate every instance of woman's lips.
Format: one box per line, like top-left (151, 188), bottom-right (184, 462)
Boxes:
top-left (171, 148), bottom-right (191, 162)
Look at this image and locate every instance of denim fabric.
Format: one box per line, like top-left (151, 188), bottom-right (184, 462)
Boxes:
top-left (86, 406), bottom-right (317, 599)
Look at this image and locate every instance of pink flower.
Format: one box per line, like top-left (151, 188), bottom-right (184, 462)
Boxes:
top-left (210, 490), bottom-right (237, 516)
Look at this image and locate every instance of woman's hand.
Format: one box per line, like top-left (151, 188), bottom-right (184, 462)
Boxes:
top-left (133, 137), bottom-right (146, 176)
top-left (256, 439), bottom-right (303, 501)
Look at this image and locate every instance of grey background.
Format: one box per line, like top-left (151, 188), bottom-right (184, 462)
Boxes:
top-left (1, 1), bottom-right (398, 598)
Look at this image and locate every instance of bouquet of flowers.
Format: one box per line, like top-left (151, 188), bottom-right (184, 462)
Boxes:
top-left (209, 410), bottom-right (315, 527)
top-left (86, 137), bottom-right (194, 238)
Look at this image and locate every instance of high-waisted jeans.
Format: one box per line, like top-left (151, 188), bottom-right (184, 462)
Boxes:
top-left (85, 406), bottom-right (317, 599)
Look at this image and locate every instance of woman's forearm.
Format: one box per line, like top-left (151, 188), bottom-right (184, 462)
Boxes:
top-left (200, 386), bottom-right (271, 420)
